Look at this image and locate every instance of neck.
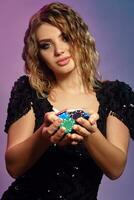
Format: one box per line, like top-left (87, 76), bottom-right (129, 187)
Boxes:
top-left (54, 69), bottom-right (86, 94)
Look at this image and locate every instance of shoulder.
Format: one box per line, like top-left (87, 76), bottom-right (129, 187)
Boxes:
top-left (10, 75), bottom-right (36, 101)
top-left (100, 79), bottom-right (134, 109)
top-left (100, 80), bottom-right (134, 139)
top-left (8, 75), bottom-right (36, 108)
top-left (102, 79), bottom-right (133, 93)
top-left (5, 75), bottom-right (36, 133)
top-left (101, 80), bottom-right (134, 101)
top-left (11, 75), bottom-right (31, 93)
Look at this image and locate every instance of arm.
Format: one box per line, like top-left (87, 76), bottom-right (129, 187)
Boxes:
top-left (73, 114), bottom-right (130, 180)
top-left (5, 108), bottom-right (51, 178)
top-left (5, 108), bottom-right (83, 178)
top-left (5, 76), bottom-right (84, 178)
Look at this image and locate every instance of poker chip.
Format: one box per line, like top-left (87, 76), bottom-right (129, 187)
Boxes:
top-left (69, 109), bottom-right (90, 120)
top-left (57, 109), bottom-right (90, 134)
top-left (57, 112), bottom-right (70, 120)
top-left (60, 117), bottom-right (75, 133)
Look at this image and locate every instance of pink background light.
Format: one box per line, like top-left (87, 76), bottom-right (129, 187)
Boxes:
top-left (0, 0), bottom-right (134, 199)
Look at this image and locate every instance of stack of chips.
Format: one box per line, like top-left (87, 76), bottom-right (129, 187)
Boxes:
top-left (57, 109), bottom-right (90, 134)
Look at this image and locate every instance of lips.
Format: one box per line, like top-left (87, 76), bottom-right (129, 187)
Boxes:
top-left (56, 56), bottom-right (71, 66)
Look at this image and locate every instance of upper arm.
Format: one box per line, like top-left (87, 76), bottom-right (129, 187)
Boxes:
top-left (102, 80), bottom-right (134, 155)
top-left (106, 114), bottom-right (130, 155)
top-left (5, 76), bottom-right (36, 149)
top-left (7, 108), bottom-right (35, 150)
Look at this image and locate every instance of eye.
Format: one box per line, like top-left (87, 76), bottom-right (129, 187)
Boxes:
top-left (38, 42), bottom-right (51, 50)
top-left (62, 33), bottom-right (69, 42)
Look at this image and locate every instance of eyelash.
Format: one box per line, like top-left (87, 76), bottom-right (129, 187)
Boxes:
top-left (62, 34), bottom-right (69, 42)
top-left (38, 43), bottom-right (51, 50)
top-left (38, 34), bottom-right (69, 50)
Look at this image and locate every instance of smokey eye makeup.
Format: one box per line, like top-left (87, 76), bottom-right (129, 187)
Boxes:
top-left (38, 33), bottom-right (69, 50)
top-left (38, 42), bottom-right (51, 50)
top-left (61, 33), bottom-right (69, 42)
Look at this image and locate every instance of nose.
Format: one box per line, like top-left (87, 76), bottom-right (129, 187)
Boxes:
top-left (54, 43), bottom-right (65, 56)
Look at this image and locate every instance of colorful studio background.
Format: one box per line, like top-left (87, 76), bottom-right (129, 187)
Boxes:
top-left (0, 0), bottom-right (134, 199)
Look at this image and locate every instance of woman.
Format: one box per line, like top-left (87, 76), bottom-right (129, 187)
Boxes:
top-left (2, 2), bottom-right (134, 200)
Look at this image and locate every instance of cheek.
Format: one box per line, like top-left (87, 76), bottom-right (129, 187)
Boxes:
top-left (40, 53), bottom-right (55, 70)
top-left (40, 51), bottom-right (52, 64)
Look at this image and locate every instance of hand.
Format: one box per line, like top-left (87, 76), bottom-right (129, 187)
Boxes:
top-left (42, 111), bottom-right (84, 146)
top-left (42, 111), bottom-right (63, 140)
top-left (73, 113), bottom-right (99, 140)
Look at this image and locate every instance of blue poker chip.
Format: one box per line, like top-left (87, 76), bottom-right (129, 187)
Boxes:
top-left (82, 112), bottom-right (90, 119)
top-left (68, 109), bottom-right (90, 120)
top-left (57, 111), bottom-right (70, 120)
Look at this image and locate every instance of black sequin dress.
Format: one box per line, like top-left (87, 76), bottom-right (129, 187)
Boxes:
top-left (2, 76), bottom-right (134, 200)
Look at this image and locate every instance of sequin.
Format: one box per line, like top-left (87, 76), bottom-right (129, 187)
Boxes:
top-left (74, 166), bottom-right (79, 170)
top-left (71, 174), bottom-right (75, 178)
top-left (14, 185), bottom-right (19, 190)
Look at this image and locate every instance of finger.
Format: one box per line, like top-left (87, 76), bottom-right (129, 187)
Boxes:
top-left (89, 113), bottom-right (99, 125)
top-left (67, 133), bottom-right (84, 142)
top-left (50, 127), bottom-right (66, 143)
top-left (76, 117), bottom-right (91, 130)
top-left (44, 112), bottom-right (60, 124)
top-left (58, 133), bottom-right (83, 146)
top-left (71, 141), bottom-right (79, 145)
top-left (45, 119), bottom-right (61, 135)
top-left (76, 115), bottom-right (98, 130)
top-left (58, 133), bottom-right (71, 146)
top-left (73, 124), bottom-right (90, 138)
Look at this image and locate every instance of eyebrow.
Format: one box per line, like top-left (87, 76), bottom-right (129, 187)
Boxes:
top-left (38, 33), bottom-right (63, 43)
top-left (38, 39), bottom-right (51, 43)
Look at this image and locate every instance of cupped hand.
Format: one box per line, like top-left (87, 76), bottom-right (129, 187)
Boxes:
top-left (42, 111), bottom-right (84, 146)
top-left (73, 112), bottom-right (99, 140)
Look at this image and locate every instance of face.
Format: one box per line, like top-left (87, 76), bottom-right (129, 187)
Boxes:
top-left (36, 23), bottom-right (76, 77)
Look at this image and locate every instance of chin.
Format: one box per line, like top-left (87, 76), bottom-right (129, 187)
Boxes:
top-left (60, 67), bottom-right (76, 74)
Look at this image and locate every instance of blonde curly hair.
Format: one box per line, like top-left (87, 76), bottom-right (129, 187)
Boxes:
top-left (22, 2), bottom-right (101, 97)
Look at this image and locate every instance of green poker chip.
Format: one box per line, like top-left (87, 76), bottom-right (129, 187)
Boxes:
top-left (60, 117), bottom-right (75, 133)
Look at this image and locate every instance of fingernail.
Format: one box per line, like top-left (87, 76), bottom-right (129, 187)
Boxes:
top-left (61, 127), bottom-right (66, 132)
top-left (90, 121), bottom-right (96, 125)
top-left (73, 125), bottom-right (77, 129)
top-left (76, 118), bottom-right (82, 123)
top-left (57, 118), bottom-right (62, 123)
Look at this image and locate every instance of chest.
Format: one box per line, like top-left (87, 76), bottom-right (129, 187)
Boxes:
top-left (48, 92), bottom-right (99, 114)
